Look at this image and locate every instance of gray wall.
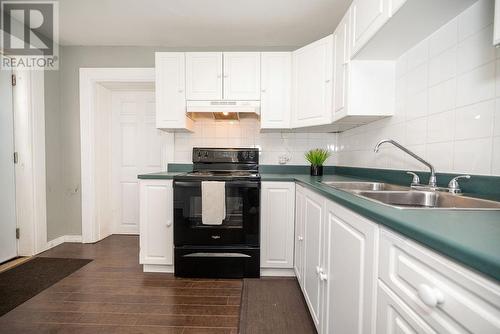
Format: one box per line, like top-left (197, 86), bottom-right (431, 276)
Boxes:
top-left (49, 45), bottom-right (291, 238)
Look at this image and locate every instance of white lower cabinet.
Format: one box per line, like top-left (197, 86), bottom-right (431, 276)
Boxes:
top-left (302, 188), bottom-right (325, 329)
top-left (295, 185), bottom-right (378, 333)
top-left (378, 228), bottom-right (500, 333)
top-left (322, 199), bottom-right (378, 334)
top-left (139, 179), bottom-right (174, 272)
top-left (377, 280), bottom-right (436, 334)
top-left (294, 185), bottom-right (306, 284)
top-left (260, 182), bottom-right (295, 271)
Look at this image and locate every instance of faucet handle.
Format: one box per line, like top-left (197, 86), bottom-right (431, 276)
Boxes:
top-left (406, 171), bottom-right (420, 186)
top-left (448, 175), bottom-right (470, 194)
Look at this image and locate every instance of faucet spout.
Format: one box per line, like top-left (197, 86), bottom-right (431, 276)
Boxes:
top-left (373, 139), bottom-right (437, 187)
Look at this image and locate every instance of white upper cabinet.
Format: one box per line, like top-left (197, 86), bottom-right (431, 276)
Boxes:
top-left (184, 52), bottom-right (260, 101)
top-left (292, 35), bottom-right (333, 128)
top-left (185, 52), bottom-right (223, 100)
top-left (223, 52), bottom-right (261, 100)
top-left (351, 0), bottom-right (390, 56)
top-left (260, 52), bottom-right (291, 129)
top-left (155, 52), bottom-right (193, 131)
top-left (333, 9), bottom-right (351, 117)
top-left (260, 182), bottom-right (295, 269)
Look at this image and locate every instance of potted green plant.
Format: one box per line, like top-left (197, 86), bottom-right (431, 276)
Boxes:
top-left (305, 148), bottom-right (331, 176)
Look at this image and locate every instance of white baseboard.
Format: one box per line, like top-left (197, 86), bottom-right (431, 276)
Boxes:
top-left (43, 235), bottom-right (83, 253)
top-left (143, 264), bottom-right (174, 273)
top-left (260, 268), bottom-right (296, 277)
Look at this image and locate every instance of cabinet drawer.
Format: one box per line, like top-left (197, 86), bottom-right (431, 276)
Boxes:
top-left (377, 280), bottom-right (436, 333)
top-left (379, 229), bottom-right (500, 333)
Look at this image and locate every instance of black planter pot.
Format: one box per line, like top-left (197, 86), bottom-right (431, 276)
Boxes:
top-left (310, 165), bottom-right (323, 176)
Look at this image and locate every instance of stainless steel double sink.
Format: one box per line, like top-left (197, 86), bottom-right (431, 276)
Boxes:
top-left (321, 181), bottom-right (500, 210)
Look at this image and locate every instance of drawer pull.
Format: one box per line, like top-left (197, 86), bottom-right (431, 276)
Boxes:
top-left (418, 284), bottom-right (444, 307)
top-left (319, 272), bottom-right (328, 281)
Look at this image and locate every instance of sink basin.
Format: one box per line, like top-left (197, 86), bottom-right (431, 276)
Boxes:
top-left (354, 190), bottom-right (500, 210)
top-left (321, 181), bottom-right (408, 191)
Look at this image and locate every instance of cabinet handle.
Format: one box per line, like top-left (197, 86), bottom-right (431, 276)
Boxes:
top-left (316, 266), bottom-right (321, 274)
top-left (261, 89), bottom-right (266, 93)
top-left (417, 284), bottom-right (444, 307)
top-left (166, 220), bottom-right (172, 227)
top-left (223, 74), bottom-right (228, 78)
top-left (178, 89), bottom-right (184, 93)
top-left (319, 272), bottom-right (328, 281)
top-left (325, 79), bottom-right (331, 83)
top-left (298, 236), bottom-right (303, 241)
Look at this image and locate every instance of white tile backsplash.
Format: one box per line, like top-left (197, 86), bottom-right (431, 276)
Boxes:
top-left (454, 100), bottom-right (494, 140)
top-left (337, 0), bottom-right (499, 176)
top-left (428, 46), bottom-right (456, 86)
top-left (429, 18), bottom-right (458, 58)
top-left (456, 61), bottom-right (495, 106)
top-left (173, 118), bottom-right (337, 166)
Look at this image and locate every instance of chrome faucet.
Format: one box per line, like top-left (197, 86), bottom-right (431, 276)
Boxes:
top-left (374, 139), bottom-right (437, 187)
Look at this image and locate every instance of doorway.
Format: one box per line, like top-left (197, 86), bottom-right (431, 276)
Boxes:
top-left (111, 89), bottom-right (168, 235)
top-left (0, 61), bottom-right (17, 263)
top-left (80, 68), bottom-right (173, 243)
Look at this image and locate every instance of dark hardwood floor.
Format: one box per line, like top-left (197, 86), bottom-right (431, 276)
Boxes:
top-left (0, 235), bottom-right (241, 334)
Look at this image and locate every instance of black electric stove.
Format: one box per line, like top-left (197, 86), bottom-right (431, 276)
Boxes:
top-left (173, 148), bottom-right (261, 278)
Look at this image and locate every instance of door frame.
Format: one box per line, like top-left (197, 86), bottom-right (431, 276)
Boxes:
top-left (79, 68), bottom-right (167, 243)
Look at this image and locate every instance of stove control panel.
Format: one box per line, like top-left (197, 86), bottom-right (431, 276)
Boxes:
top-left (192, 148), bottom-right (259, 164)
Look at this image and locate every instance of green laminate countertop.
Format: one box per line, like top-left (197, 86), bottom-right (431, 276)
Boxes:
top-left (138, 171), bottom-right (181, 179)
top-left (138, 171), bottom-right (500, 282)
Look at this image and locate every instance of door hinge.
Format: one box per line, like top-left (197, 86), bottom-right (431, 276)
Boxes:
top-left (13, 152), bottom-right (18, 164)
top-left (11, 74), bottom-right (16, 86)
top-left (16, 228), bottom-right (20, 239)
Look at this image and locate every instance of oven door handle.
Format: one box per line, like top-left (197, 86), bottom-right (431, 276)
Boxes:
top-left (174, 181), bottom-right (200, 188)
top-left (174, 181), bottom-right (260, 188)
top-left (183, 252), bottom-right (251, 258)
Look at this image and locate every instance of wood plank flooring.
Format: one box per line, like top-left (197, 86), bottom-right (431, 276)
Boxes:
top-left (0, 235), bottom-right (241, 334)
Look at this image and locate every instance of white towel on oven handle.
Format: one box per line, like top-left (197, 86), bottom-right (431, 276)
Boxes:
top-left (201, 181), bottom-right (226, 225)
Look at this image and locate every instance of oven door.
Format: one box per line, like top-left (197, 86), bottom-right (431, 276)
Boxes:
top-left (173, 180), bottom-right (260, 247)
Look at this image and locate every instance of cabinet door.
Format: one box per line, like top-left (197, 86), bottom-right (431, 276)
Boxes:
top-left (333, 9), bottom-right (350, 120)
top-left (351, 0), bottom-right (389, 56)
top-left (185, 52), bottom-right (223, 100)
top-left (260, 182), bottom-right (295, 268)
top-left (322, 200), bottom-right (378, 334)
top-left (302, 189), bottom-right (325, 329)
top-left (155, 53), bottom-right (190, 130)
top-left (292, 35), bottom-right (333, 128)
top-left (294, 185), bottom-right (306, 284)
top-left (223, 52), bottom-right (261, 100)
top-left (260, 52), bottom-right (291, 129)
top-left (377, 281), bottom-right (437, 334)
top-left (139, 180), bottom-right (174, 265)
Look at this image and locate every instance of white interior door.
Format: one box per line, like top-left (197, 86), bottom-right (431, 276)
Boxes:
top-left (112, 91), bottom-right (167, 235)
top-left (0, 62), bottom-right (17, 262)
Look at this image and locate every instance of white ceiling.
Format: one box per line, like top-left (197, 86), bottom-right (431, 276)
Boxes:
top-left (58, 0), bottom-right (352, 48)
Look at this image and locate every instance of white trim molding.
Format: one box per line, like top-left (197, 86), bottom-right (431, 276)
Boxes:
top-left (79, 68), bottom-right (157, 243)
top-left (45, 235), bottom-right (83, 251)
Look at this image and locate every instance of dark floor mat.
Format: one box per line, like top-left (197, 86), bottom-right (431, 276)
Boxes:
top-left (0, 257), bottom-right (91, 316)
top-left (240, 277), bottom-right (317, 334)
